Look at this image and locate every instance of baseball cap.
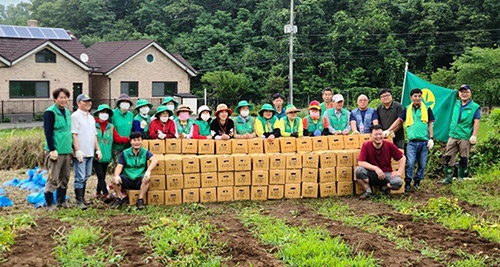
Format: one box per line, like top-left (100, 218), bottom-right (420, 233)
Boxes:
top-left (333, 94), bottom-right (344, 102)
top-left (76, 94), bottom-right (92, 102)
top-left (459, 84), bottom-right (471, 91)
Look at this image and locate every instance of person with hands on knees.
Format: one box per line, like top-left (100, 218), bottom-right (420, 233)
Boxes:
top-left (386, 88), bottom-right (435, 192)
top-left (279, 104), bottom-right (303, 138)
top-left (111, 132), bottom-right (158, 210)
top-left (211, 103), bottom-right (234, 140)
top-left (132, 99), bottom-right (153, 138)
top-left (303, 100), bottom-right (327, 136)
top-left (174, 105), bottom-right (195, 139)
top-left (255, 104), bottom-right (281, 141)
top-left (43, 88), bottom-right (72, 210)
top-left (324, 94), bottom-right (351, 135)
top-left (441, 84), bottom-right (481, 184)
top-left (234, 100), bottom-right (256, 139)
top-left (350, 94), bottom-right (378, 134)
top-left (148, 106), bottom-right (176, 139)
top-left (71, 94), bottom-right (100, 210)
top-left (112, 94), bottom-right (134, 153)
top-left (193, 105), bottom-right (213, 139)
top-left (356, 125), bottom-right (405, 200)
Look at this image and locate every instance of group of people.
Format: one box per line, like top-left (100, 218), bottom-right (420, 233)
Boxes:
top-left (43, 83), bottom-right (480, 209)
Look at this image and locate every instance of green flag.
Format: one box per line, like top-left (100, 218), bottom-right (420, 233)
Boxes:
top-left (402, 71), bottom-right (456, 142)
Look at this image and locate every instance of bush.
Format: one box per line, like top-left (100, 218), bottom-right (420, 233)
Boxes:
top-left (468, 109), bottom-right (500, 174)
top-left (0, 128), bottom-right (45, 169)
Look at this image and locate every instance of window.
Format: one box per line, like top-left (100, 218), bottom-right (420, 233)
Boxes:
top-left (121, 82), bottom-right (138, 97)
top-left (10, 81), bottom-right (49, 98)
top-left (146, 54), bottom-right (154, 63)
top-left (152, 82), bottom-right (178, 97)
top-left (35, 49), bottom-right (56, 63)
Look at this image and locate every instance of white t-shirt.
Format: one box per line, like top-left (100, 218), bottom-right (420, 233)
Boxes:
top-left (71, 109), bottom-right (96, 157)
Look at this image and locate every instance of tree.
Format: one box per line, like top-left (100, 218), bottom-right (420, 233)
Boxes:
top-left (201, 71), bottom-right (250, 107)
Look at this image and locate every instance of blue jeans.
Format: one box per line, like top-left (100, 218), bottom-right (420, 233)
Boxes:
top-left (406, 140), bottom-right (428, 183)
top-left (74, 157), bottom-right (93, 189)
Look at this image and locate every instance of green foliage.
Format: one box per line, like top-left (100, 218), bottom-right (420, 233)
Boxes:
top-left (0, 215), bottom-right (36, 254)
top-left (469, 110), bottom-right (500, 174)
top-left (201, 71), bottom-right (250, 107)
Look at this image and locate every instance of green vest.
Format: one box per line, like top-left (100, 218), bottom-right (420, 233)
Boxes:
top-left (235, 116), bottom-right (255, 135)
top-left (175, 118), bottom-right (195, 134)
top-left (112, 109), bottom-right (133, 151)
top-left (405, 105), bottom-right (429, 141)
top-left (449, 100), bottom-right (480, 140)
top-left (122, 147), bottom-right (148, 180)
top-left (194, 120), bottom-right (211, 136)
top-left (134, 114), bottom-right (151, 139)
top-left (305, 116), bottom-right (325, 132)
top-left (320, 102), bottom-right (333, 115)
top-left (325, 108), bottom-right (349, 131)
top-left (283, 117), bottom-right (300, 133)
top-left (95, 122), bottom-right (114, 163)
top-left (257, 116), bottom-right (278, 132)
top-left (44, 104), bottom-right (72, 154)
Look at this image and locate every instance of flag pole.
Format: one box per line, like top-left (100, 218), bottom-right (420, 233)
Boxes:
top-left (401, 62), bottom-right (409, 102)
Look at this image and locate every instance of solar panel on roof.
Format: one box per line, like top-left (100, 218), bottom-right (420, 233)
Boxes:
top-left (15, 27), bottom-right (31, 38)
top-left (40, 28), bottom-right (57, 38)
top-left (1, 26), bottom-right (17, 37)
top-left (0, 24), bottom-right (71, 40)
top-left (53, 28), bottom-right (70, 39)
top-left (28, 27), bottom-right (44, 38)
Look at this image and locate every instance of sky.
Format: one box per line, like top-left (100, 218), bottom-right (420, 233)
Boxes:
top-left (1, 0), bottom-right (27, 6)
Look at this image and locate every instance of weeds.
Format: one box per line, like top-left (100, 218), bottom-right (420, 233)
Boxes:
top-left (0, 128), bottom-right (44, 169)
top-left (0, 214), bottom-right (36, 254)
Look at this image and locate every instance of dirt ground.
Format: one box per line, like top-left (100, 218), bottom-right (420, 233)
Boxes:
top-left (1, 169), bottom-right (499, 266)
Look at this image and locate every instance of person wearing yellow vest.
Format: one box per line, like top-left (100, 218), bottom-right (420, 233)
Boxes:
top-left (234, 100), bottom-right (256, 139)
top-left (441, 84), bottom-right (481, 184)
top-left (255, 104), bottom-right (281, 141)
top-left (324, 94), bottom-right (351, 135)
top-left (278, 104), bottom-right (304, 138)
top-left (303, 100), bottom-right (327, 136)
top-left (132, 99), bottom-right (153, 139)
top-left (43, 88), bottom-right (72, 210)
top-left (387, 88), bottom-right (435, 192)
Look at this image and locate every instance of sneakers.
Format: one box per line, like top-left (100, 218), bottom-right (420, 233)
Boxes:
top-left (136, 199), bottom-right (145, 210)
top-left (111, 198), bottom-right (125, 209)
top-left (359, 191), bottom-right (371, 200)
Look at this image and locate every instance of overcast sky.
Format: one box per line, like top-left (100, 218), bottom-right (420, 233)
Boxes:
top-left (2, 0), bottom-right (27, 6)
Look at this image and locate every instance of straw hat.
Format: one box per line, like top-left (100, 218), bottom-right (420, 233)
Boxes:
top-left (285, 104), bottom-right (300, 114)
top-left (215, 103), bottom-right (232, 116)
top-left (175, 104), bottom-right (193, 116)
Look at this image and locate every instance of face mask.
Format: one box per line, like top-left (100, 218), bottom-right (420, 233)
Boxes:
top-left (240, 110), bottom-right (249, 117)
top-left (179, 112), bottom-right (190, 121)
top-left (160, 116), bottom-right (168, 123)
top-left (310, 110), bottom-right (320, 120)
top-left (119, 102), bottom-right (130, 112)
top-left (166, 104), bottom-right (175, 111)
top-left (98, 113), bottom-right (109, 121)
top-left (139, 106), bottom-right (150, 115)
top-left (201, 113), bottom-right (211, 121)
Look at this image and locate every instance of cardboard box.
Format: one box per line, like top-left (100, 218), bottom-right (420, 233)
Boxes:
top-left (358, 134), bottom-right (371, 146)
top-left (344, 135), bottom-right (360, 149)
top-left (312, 136), bottom-right (329, 151)
top-left (149, 139), bottom-right (165, 154)
top-left (166, 174), bottom-right (183, 190)
top-left (165, 139), bottom-right (181, 154)
top-left (319, 151), bottom-right (336, 168)
top-left (216, 140), bottom-right (232, 154)
top-left (351, 149), bottom-right (361, 165)
top-left (301, 183), bottom-right (318, 198)
top-left (264, 139), bottom-right (281, 153)
top-left (252, 154), bottom-right (269, 171)
top-left (183, 173), bottom-right (201, 188)
top-left (284, 184), bottom-right (301, 199)
top-left (302, 168), bottom-right (318, 183)
top-left (147, 190), bottom-right (165, 205)
top-left (165, 189), bottom-right (182, 205)
top-left (319, 168), bottom-right (335, 183)
top-left (182, 156), bottom-right (200, 173)
top-left (391, 149), bottom-right (405, 165)
top-left (269, 153), bottom-right (286, 170)
top-left (164, 156), bottom-right (182, 175)
top-left (233, 154), bottom-right (252, 171)
top-left (328, 135), bottom-right (345, 150)
top-left (199, 156), bottom-right (217, 173)
top-left (336, 166), bottom-right (353, 182)
top-left (183, 188), bottom-right (199, 203)
top-left (217, 155), bottom-right (234, 172)
top-left (269, 170), bottom-right (286, 184)
top-left (391, 164), bottom-right (405, 178)
top-left (248, 139), bottom-right (264, 154)
top-left (201, 173), bottom-right (218, 188)
top-left (285, 153), bottom-right (302, 169)
top-left (285, 169), bottom-right (302, 184)
top-left (252, 170), bottom-right (269, 186)
top-left (198, 139), bottom-right (215, 154)
top-left (336, 150), bottom-right (353, 167)
top-left (127, 190), bottom-right (143, 205)
top-left (217, 186), bottom-right (233, 202)
top-left (280, 137), bottom-right (297, 153)
top-left (268, 185), bottom-right (284, 199)
top-left (337, 181), bottom-right (354, 196)
top-left (320, 182), bottom-right (336, 197)
top-left (234, 171), bottom-right (252, 186)
top-left (234, 186), bottom-right (250, 201)
top-left (150, 154), bottom-right (165, 175)
top-left (301, 153), bottom-right (319, 169)
top-left (218, 171), bottom-right (235, 186)
top-left (232, 139), bottom-right (248, 154)
top-left (296, 138), bottom-right (313, 152)
top-left (141, 140), bottom-right (149, 150)
top-left (354, 181), bottom-right (364, 195)
top-left (391, 181), bottom-right (406, 195)
top-left (181, 139), bottom-right (198, 154)
top-left (200, 187), bottom-right (217, 203)
top-left (251, 186), bottom-right (268, 201)
top-left (149, 174), bottom-right (166, 190)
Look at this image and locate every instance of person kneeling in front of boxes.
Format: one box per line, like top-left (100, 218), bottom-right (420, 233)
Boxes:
top-left (356, 125), bottom-right (405, 200)
top-left (111, 132), bottom-right (158, 209)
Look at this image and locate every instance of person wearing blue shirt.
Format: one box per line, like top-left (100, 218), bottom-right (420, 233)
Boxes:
top-left (350, 94), bottom-right (379, 134)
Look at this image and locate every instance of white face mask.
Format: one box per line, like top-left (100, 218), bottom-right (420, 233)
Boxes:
top-left (98, 113), bottom-right (109, 121)
top-left (139, 106), bottom-right (150, 115)
top-left (119, 102), bottom-right (130, 112)
top-left (160, 116), bottom-right (169, 123)
top-left (240, 110), bottom-right (250, 117)
top-left (166, 104), bottom-right (175, 111)
top-left (201, 113), bottom-right (211, 121)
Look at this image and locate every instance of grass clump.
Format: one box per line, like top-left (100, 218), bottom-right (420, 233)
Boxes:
top-left (0, 214), bottom-right (36, 256)
top-left (0, 128), bottom-right (44, 169)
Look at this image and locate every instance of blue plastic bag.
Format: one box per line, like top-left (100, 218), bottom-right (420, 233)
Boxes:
top-left (27, 191), bottom-right (69, 208)
top-left (0, 187), bottom-right (6, 196)
top-left (0, 195), bottom-right (13, 207)
top-left (3, 178), bottom-right (20, 187)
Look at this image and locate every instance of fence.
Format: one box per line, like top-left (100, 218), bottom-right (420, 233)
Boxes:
top-left (0, 99), bottom-right (54, 123)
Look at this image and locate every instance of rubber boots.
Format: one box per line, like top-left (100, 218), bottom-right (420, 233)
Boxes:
top-left (56, 188), bottom-right (68, 208)
top-left (441, 165), bottom-right (453, 184)
top-left (458, 165), bottom-right (466, 182)
top-left (44, 191), bottom-right (55, 210)
top-left (74, 188), bottom-right (87, 210)
top-left (404, 178), bottom-right (411, 192)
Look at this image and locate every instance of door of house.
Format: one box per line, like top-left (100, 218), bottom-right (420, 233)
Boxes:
top-left (72, 83), bottom-right (82, 111)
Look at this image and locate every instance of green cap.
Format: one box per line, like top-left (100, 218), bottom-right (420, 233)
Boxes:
top-left (134, 99), bottom-right (153, 111)
top-left (154, 105), bottom-right (173, 117)
top-left (93, 104), bottom-right (113, 117)
top-left (285, 104), bottom-right (300, 114)
top-left (161, 96), bottom-right (179, 109)
top-left (235, 100), bottom-right (254, 113)
top-left (258, 103), bottom-right (276, 116)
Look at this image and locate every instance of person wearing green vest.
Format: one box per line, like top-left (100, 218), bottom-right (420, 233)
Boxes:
top-left (278, 104), bottom-right (304, 137)
top-left (441, 84), bottom-right (481, 184)
top-left (111, 132), bottom-right (158, 210)
top-left (324, 94), bottom-right (351, 135)
top-left (303, 100), bottom-right (327, 136)
top-left (234, 100), bottom-right (256, 139)
top-left (112, 94), bottom-right (134, 153)
top-left (387, 88), bottom-right (435, 192)
top-left (161, 96), bottom-right (179, 119)
top-left (255, 104), bottom-right (281, 141)
top-left (175, 105), bottom-right (195, 139)
top-left (193, 105), bottom-right (213, 139)
top-left (320, 87), bottom-right (335, 116)
top-left (43, 88), bottom-right (72, 210)
top-left (132, 99), bottom-right (153, 139)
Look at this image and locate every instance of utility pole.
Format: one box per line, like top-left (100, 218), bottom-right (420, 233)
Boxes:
top-left (284, 0), bottom-right (297, 105)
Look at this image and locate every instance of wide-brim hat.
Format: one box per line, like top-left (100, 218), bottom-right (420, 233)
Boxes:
top-left (116, 93), bottom-right (133, 107)
top-left (215, 103), bottom-right (232, 116)
top-left (175, 104), bottom-right (193, 116)
top-left (161, 96), bottom-right (179, 109)
top-left (93, 104), bottom-right (113, 117)
top-left (285, 104), bottom-right (300, 114)
top-left (197, 105), bottom-right (212, 117)
top-left (258, 103), bottom-right (276, 116)
top-left (154, 105), bottom-right (173, 117)
top-left (235, 100), bottom-right (254, 112)
top-left (308, 100), bottom-right (321, 110)
top-left (134, 99), bottom-right (153, 111)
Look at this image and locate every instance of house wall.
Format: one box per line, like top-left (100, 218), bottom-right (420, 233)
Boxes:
top-left (90, 75), bottom-right (111, 107)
